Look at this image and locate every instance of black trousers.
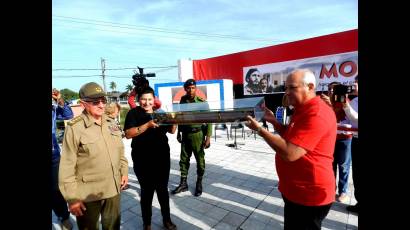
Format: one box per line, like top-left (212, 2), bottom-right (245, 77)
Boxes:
top-left (134, 166), bottom-right (171, 226)
top-left (52, 190), bottom-right (70, 221)
top-left (283, 196), bottom-right (332, 230)
top-left (351, 137), bottom-right (360, 205)
top-left (51, 159), bottom-right (70, 221)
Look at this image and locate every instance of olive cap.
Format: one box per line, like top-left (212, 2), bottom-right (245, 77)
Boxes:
top-left (79, 82), bottom-right (106, 99)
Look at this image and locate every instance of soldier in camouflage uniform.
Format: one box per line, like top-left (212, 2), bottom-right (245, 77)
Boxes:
top-left (171, 79), bottom-right (212, 197)
top-left (59, 82), bottom-right (129, 230)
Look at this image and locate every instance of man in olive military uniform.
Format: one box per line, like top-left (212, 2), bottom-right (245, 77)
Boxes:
top-left (59, 82), bottom-right (129, 230)
top-left (172, 79), bottom-right (212, 197)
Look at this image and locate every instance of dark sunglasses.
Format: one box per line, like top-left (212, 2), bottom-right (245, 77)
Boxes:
top-left (84, 98), bottom-right (107, 105)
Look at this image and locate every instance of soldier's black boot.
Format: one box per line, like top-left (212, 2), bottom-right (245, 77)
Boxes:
top-left (194, 176), bottom-right (203, 196)
top-left (163, 219), bottom-right (177, 230)
top-left (171, 177), bottom-right (188, 194)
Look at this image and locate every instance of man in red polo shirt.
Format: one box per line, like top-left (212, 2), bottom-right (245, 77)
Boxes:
top-left (246, 69), bottom-right (337, 230)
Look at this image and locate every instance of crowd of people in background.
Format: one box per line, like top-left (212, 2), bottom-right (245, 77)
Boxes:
top-left (52, 68), bottom-right (359, 230)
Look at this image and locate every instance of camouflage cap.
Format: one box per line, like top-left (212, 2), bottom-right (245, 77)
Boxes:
top-left (79, 82), bottom-right (106, 99)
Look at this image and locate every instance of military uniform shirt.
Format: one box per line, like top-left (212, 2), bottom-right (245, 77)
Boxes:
top-left (179, 95), bottom-right (212, 135)
top-left (59, 112), bottom-right (128, 203)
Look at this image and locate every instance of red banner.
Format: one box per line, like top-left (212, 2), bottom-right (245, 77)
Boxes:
top-left (193, 29), bottom-right (358, 85)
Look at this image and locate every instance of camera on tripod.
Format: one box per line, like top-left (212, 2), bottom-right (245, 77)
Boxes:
top-left (132, 67), bottom-right (156, 92)
top-left (332, 84), bottom-right (354, 103)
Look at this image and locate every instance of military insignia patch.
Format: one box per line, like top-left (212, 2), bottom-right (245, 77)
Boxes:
top-left (108, 124), bottom-right (121, 132)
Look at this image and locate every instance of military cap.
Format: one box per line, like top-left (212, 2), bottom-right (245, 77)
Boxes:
top-left (184, 79), bottom-right (196, 88)
top-left (79, 82), bottom-right (106, 99)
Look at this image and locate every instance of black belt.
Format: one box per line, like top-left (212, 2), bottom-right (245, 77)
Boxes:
top-left (185, 127), bottom-right (202, 133)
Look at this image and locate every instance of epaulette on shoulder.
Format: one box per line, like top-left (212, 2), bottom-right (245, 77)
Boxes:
top-left (68, 115), bottom-right (83, 126)
top-left (197, 96), bottom-right (205, 102)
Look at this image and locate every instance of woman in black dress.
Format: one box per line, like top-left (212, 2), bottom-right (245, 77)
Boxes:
top-left (124, 86), bottom-right (177, 230)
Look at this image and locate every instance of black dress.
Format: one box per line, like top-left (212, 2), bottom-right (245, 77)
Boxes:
top-left (124, 106), bottom-right (172, 225)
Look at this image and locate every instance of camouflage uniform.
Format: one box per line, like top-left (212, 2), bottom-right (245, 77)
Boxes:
top-left (172, 79), bottom-right (212, 197)
top-left (178, 95), bottom-right (212, 178)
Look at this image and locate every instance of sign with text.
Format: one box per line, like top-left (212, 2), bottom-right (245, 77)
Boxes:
top-left (243, 51), bottom-right (358, 95)
top-left (192, 29), bottom-right (358, 93)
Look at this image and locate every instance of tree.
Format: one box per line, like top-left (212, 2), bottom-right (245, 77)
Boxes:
top-left (109, 81), bottom-right (117, 92)
top-left (125, 84), bottom-right (134, 92)
top-left (60, 88), bottom-right (79, 100)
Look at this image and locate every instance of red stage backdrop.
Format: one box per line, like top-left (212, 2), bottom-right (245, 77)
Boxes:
top-left (192, 29), bottom-right (358, 94)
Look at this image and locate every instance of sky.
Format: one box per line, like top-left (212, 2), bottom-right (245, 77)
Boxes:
top-left (52, 0), bottom-right (358, 93)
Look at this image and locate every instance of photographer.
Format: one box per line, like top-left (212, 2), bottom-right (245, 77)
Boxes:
top-left (320, 82), bottom-right (353, 203)
top-left (343, 76), bottom-right (359, 214)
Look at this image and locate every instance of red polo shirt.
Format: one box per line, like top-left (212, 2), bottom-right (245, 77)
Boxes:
top-left (276, 96), bottom-right (337, 206)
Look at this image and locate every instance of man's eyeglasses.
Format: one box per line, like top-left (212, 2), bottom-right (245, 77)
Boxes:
top-left (83, 98), bottom-right (107, 105)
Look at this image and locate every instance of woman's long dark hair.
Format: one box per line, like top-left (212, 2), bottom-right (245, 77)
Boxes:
top-left (137, 86), bottom-right (155, 100)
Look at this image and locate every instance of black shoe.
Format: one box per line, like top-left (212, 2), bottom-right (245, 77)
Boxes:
top-left (346, 204), bottom-right (359, 213)
top-left (171, 177), bottom-right (188, 194)
top-left (194, 176), bottom-right (203, 196)
top-left (172, 184), bottom-right (188, 194)
top-left (163, 220), bottom-right (177, 230)
top-left (194, 189), bottom-right (202, 196)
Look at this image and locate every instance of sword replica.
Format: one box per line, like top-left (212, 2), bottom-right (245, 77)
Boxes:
top-left (151, 97), bottom-right (265, 125)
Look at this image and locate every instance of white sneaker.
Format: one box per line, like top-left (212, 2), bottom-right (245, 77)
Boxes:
top-left (337, 193), bottom-right (349, 203)
top-left (61, 218), bottom-right (73, 230)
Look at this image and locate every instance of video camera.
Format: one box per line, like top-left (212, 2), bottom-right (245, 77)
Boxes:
top-left (332, 84), bottom-right (354, 103)
top-left (132, 67), bottom-right (156, 86)
top-left (132, 67), bottom-right (156, 94)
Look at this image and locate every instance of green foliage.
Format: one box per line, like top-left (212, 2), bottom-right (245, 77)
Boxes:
top-left (119, 107), bottom-right (130, 128)
top-left (126, 84), bottom-right (134, 92)
top-left (60, 88), bottom-right (79, 100)
top-left (109, 81), bottom-right (117, 91)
